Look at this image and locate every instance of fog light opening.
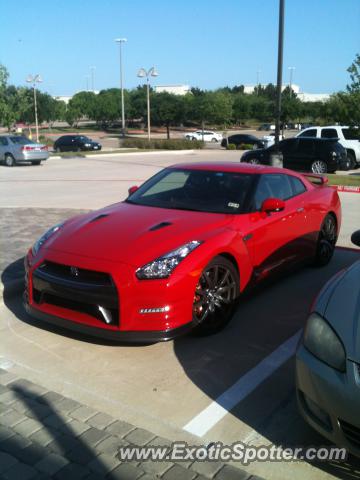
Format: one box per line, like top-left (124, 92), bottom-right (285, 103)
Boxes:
top-left (301, 391), bottom-right (332, 431)
top-left (139, 306), bottom-right (170, 314)
top-left (98, 306), bottom-right (113, 324)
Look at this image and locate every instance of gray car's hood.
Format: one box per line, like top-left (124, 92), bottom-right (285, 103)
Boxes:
top-left (318, 261), bottom-right (360, 361)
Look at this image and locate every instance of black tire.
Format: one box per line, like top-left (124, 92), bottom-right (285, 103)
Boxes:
top-left (31, 161), bottom-right (41, 166)
top-left (192, 256), bottom-right (239, 336)
top-left (347, 151), bottom-right (357, 169)
top-left (55, 147), bottom-right (61, 153)
top-left (313, 214), bottom-right (337, 267)
top-left (5, 154), bottom-right (15, 167)
top-left (211, 138), bottom-right (218, 143)
top-left (311, 160), bottom-right (327, 174)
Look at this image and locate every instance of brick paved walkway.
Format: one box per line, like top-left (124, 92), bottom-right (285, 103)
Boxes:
top-left (0, 368), bottom-right (261, 480)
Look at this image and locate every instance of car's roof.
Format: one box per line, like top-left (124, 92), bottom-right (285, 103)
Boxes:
top-left (169, 161), bottom-right (301, 176)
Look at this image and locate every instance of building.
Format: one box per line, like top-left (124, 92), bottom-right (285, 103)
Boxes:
top-left (243, 84), bottom-right (329, 102)
top-left (243, 84), bottom-right (301, 94)
top-left (154, 85), bottom-right (191, 95)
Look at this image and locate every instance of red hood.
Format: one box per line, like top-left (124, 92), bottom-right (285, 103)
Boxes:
top-left (44, 202), bottom-right (233, 266)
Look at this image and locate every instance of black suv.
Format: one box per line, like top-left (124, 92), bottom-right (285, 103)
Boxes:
top-left (221, 134), bottom-right (264, 149)
top-left (53, 135), bottom-right (102, 153)
top-left (241, 137), bottom-right (349, 173)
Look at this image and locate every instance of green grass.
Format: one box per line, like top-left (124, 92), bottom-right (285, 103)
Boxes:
top-left (327, 174), bottom-right (360, 186)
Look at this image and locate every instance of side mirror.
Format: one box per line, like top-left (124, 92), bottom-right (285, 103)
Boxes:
top-left (351, 230), bottom-right (360, 247)
top-left (261, 197), bottom-right (285, 213)
top-left (128, 185), bottom-right (139, 196)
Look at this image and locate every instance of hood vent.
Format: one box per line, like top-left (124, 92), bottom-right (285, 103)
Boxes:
top-left (149, 221), bottom-right (172, 231)
top-left (89, 214), bottom-right (109, 223)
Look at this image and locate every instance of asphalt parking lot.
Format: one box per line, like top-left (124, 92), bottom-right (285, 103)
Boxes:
top-left (1, 150), bottom-right (360, 480)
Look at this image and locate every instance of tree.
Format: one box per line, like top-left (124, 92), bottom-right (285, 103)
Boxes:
top-left (151, 92), bottom-right (184, 138)
top-left (232, 94), bottom-right (250, 124)
top-left (347, 53), bottom-right (360, 93)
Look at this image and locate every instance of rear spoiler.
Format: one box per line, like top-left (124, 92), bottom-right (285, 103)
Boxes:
top-left (301, 173), bottom-right (328, 186)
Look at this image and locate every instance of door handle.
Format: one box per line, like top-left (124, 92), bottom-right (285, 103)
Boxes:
top-left (297, 207), bottom-right (304, 213)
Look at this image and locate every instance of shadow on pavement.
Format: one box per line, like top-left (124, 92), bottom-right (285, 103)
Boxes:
top-left (173, 247), bottom-right (360, 479)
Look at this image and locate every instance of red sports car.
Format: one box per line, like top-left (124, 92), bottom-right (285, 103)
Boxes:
top-left (24, 162), bottom-right (341, 342)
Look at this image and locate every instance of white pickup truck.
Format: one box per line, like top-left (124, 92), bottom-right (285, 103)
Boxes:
top-left (296, 126), bottom-right (360, 168)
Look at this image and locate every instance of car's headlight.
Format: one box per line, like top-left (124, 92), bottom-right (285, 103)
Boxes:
top-left (32, 223), bottom-right (64, 256)
top-left (85, 143), bottom-right (91, 147)
top-left (136, 241), bottom-right (202, 279)
top-left (303, 312), bottom-right (346, 372)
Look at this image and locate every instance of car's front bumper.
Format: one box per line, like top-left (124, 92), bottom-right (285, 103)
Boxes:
top-left (24, 248), bottom-right (198, 342)
top-left (24, 300), bottom-right (193, 342)
top-left (296, 344), bottom-right (360, 456)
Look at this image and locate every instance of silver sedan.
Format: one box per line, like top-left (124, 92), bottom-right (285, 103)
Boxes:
top-left (0, 135), bottom-right (49, 166)
top-left (296, 230), bottom-right (360, 456)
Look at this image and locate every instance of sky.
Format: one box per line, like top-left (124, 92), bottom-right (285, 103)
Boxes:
top-left (1, 0), bottom-right (359, 96)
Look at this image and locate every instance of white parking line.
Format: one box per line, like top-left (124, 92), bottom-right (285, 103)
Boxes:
top-left (183, 330), bottom-right (302, 437)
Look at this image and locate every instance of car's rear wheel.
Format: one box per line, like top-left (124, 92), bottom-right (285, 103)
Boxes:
top-left (192, 256), bottom-right (239, 335)
top-left (248, 158), bottom-right (260, 165)
top-left (211, 138), bottom-right (218, 143)
top-left (347, 151), bottom-right (357, 169)
top-left (5, 154), bottom-right (15, 167)
top-left (311, 160), bottom-right (327, 174)
top-left (313, 214), bottom-right (337, 267)
top-left (31, 161), bottom-right (41, 166)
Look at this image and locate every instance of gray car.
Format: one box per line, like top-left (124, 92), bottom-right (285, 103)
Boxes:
top-left (296, 230), bottom-right (360, 456)
top-left (0, 135), bottom-right (49, 166)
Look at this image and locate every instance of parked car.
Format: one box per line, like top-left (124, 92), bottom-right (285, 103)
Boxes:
top-left (258, 123), bottom-right (276, 131)
top-left (241, 137), bottom-right (350, 173)
top-left (296, 125), bottom-right (360, 168)
top-left (53, 135), bottom-right (102, 152)
top-left (25, 162), bottom-right (340, 342)
top-left (221, 134), bottom-right (265, 149)
top-left (296, 230), bottom-right (360, 457)
top-left (184, 131), bottom-right (222, 143)
top-left (0, 135), bottom-right (49, 167)
top-left (261, 133), bottom-right (284, 148)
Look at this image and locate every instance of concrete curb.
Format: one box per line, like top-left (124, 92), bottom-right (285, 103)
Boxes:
top-left (50, 149), bottom-right (196, 160)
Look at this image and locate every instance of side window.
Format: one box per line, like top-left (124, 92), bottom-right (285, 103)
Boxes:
top-left (321, 128), bottom-right (337, 139)
top-left (299, 129), bottom-right (317, 138)
top-left (297, 139), bottom-right (314, 154)
top-left (288, 176), bottom-right (306, 197)
top-left (253, 174), bottom-right (292, 210)
top-left (0, 137), bottom-right (9, 146)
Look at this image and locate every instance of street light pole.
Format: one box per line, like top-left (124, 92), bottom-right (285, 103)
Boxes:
top-left (256, 70), bottom-right (261, 94)
top-left (288, 66), bottom-right (295, 96)
top-left (274, 0), bottom-right (285, 151)
top-left (115, 38), bottom-right (127, 137)
top-left (26, 74), bottom-right (42, 143)
top-left (90, 66), bottom-right (96, 92)
top-left (137, 67), bottom-right (159, 141)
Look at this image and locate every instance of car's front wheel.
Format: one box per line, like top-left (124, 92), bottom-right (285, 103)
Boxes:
top-left (248, 157), bottom-right (260, 165)
top-left (31, 161), bottom-right (41, 166)
top-left (313, 214), bottom-right (337, 267)
top-left (347, 151), bottom-right (357, 169)
top-left (192, 256), bottom-right (239, 335)
top-left (311, 160), bottom-right (327, 174)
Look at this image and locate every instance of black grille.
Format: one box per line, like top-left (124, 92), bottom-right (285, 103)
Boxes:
top-left (37, 261), bottom-right (113, 285)
top-left (339, 419), bottom-right (360, 448)
top-left (32, 261), bottom-right (118, 325)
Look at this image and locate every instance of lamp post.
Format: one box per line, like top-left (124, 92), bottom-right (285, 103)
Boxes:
top-left (90, 66), bottom-right (96, 92)
top-left (274, 0), bottom-right (285, 152)
top-left (137, 67), bottom-right (159, 141)
top-left (288, 66), bottom-right (295, 96)
top-left (115, 38), bottom-right (127, 137)
top-left (26, 74), bottom-right (42, 143)
top-left (85, 75), bottom-right (90, 92)
top-left (256, 69), bottom-right (261, 94)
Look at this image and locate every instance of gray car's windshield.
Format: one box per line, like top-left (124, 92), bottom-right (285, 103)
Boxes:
top-left (10, 136), bottom-right (35, 145)
top-left (126, 168), bottom-right (256, 214)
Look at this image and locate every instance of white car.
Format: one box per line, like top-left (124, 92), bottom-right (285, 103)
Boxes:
top-left (184, 130), bottom-right (223, 143)
top-left (296, 126), bottom-right (360, 168)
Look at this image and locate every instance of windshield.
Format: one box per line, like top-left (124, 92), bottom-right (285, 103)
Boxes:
top-left (10, 136), bottom-right (35, 145)
top-left (76, 136), bottom-right (91, 142)
top-left (126, 168), bottom-right (256, 214)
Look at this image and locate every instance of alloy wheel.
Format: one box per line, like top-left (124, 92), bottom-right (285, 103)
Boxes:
top-left (193, 263), bottom-right (237, 328)
top-left (311, 160), bottom-right (327, 174)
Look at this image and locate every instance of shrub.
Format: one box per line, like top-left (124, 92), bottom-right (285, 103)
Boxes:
top-left (236, 143), bottom-right (253, 150)
top-left (226, 143), bottom-right (236, 150)
top-left (39, 135), bottom-right (54, 147)
top-left (121, 138), bottom-right (204, 150)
